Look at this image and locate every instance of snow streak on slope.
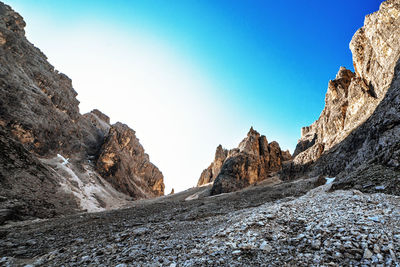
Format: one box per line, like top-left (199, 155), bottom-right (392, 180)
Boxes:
top-left (41, 156), bottom-right (132, 212)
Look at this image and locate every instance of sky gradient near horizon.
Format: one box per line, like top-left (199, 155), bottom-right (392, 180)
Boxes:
top-left (7, 0), bottom-right (383, 192)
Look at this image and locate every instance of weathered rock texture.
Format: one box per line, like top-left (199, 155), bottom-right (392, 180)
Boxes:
top-left (285, 0), bottom-right (400, 195)
top-left (97, 122), bottom-right (164, 199)
top-left (209, 128), bottom-right (291, 195)
top-left (0, 129), bottom-right (78, 223)
top-left (197, 145), bottom-right (228, 186)
top-left (0, 1), bottom-right (164, 223)
top-left (292, 0), bottom-right (400, 167)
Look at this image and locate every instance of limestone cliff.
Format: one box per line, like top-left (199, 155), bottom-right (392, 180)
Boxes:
top-left (292, 0), bottom-right (400, 167)
top-left (0, 1), bottom-right (164, 223)
top-left (208, 128), bottom-right (291, 195)
top-left (96, 122), bottom-right (164, 199)
top-left (284, 0), bottom-right (400, 195)
top-left (197, 145), bottom-right (228, 186)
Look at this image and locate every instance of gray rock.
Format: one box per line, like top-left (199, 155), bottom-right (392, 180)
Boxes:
top-left (363, 248), bottom-right (373, 259)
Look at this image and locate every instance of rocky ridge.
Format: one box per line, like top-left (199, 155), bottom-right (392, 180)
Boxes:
top-left (292, 0), bottom-right (400, 167)
top-left (281, 0), bottom-right (400, 197)
top-left (0, 1), bottom-right (164, 223)
top-left (199, 128), bottom-right (291, 194)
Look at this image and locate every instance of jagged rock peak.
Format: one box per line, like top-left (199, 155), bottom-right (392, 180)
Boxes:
top-left (198, 127), bottom-right (291, 194)
top-left (292, 1), bottom-right (400, 166)
top-left (197, 144), bottom-right (228, 186)
top-left (238, 127), bottom-right (265, 155)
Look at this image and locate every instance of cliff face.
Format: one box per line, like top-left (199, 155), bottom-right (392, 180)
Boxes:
top-left (197, 145), bottom-right (228, 186)
top-left (285, 0), bottom-right (400, 195)
top-left (96, 122), bottom-right (164, 198)
top-left (0, 129), bottom-right (79, 223)
top-left (313, 55), bottom-right (400, 195)
top-left (207, 128), bottom-right (291, 195)
top-left (293, 0), bottom-right (400, 166)
top-left (0, 2), bottom-right (164, 223)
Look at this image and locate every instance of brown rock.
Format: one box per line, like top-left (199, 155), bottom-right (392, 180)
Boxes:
top-left (290, 0), bottom-right (400, 173)
top-left (284, 1), bottom-right (400, 195)
top-left (210, 128), bottom-right (291, 195)
top-left (96, 122), bottom-right (164, 199)
top-left (90, 109), bottom-right (110, 124)
top-left (0, 2), bottom-right (165, 221)
top-left (0, 129), bottom-right (79, 223)
top-left (197, 145), bottom-right (228, 186)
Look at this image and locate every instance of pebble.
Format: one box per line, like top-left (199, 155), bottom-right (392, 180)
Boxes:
top-left (363, 248), bottom-right (373, 259)
top-left (232, 250), bottom-right (241, 255)
top-left (260, 241), bottom-right (272, 252)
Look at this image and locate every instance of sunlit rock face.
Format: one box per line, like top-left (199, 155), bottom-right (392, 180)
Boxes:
top-left (292, 0), bottom-right (400, 167)
top-left (208, 128), bottom-right (291, 195)
top-left (0, 2), bottom-right (164, 223)
top-left (97, 122), bottom-right (165, 199)
top-left (197, 145), bottom-right (229, 186)
top-left (283, 0), bottom-right (400, 195)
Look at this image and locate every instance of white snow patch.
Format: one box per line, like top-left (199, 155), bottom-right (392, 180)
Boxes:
top-left (325, 177), bottom-right (336, 185)
top-left (41, 156), bottom-right (132, 212)
top-left (199, 182), bottom-right (213, 187)
top-left (57, 154), bottom-right (69, 165)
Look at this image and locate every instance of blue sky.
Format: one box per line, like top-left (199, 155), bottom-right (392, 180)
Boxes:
top-left (7, 0), bottom-right (383, 192)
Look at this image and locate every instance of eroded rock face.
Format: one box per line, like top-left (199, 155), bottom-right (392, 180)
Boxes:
top-left (0, 129), bottom-right (79, 222)
top-left (284, 1), bottom-right (400, 194)
top-left (0, 2), bottom-right (100, 159)
top-left (210, 128), bottom-right (291, 195)
top-left (292, 0), bottom-right (400, 167)
top-left (313, 59), bottom-right (400, 195)
top-left (197, 145), bottom-right (228, 186)
top-left (97, 123), bottom-right (164, 199)
top-left (0, 2), bottom-right (164, 222)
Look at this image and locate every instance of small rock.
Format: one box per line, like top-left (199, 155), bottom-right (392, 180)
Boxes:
top-left (311, 240), bottom-right (321, 250)
top-left (81, 256), bottom-right (90, 262)
top-left (363, 248), bottom-right (373, 259)
top-left (265, 214), bottom-right (275, 220)
top-left (368, 216), bottom-right (382, 223)
top-left (260, 241), bottom-right (272, 252)
top-left (232, 250), bottom-right (241, 255)
top-left (373, 243), bottom-right (380, 254)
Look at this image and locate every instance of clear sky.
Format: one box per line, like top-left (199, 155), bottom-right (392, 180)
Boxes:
top-left (7, 0), bottom-right (383, 193)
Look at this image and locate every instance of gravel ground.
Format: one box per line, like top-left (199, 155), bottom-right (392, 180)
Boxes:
top-left (0, 182), bottom-right (399, 266)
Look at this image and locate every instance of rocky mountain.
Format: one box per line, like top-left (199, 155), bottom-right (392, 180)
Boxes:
top-left (282, 0), bottom-right (400, 195)
top-left (197, 128), bottom-right (291, 194)
top-left (1, 1), bottom-right (400, 266)
top-left (291, 0), bottom-right (400, 168)
top-left (0, 1), bottom-right (164, 223)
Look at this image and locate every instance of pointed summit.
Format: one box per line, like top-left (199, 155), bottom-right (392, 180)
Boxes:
top-left (247, 126), bottom-right (260, 137)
